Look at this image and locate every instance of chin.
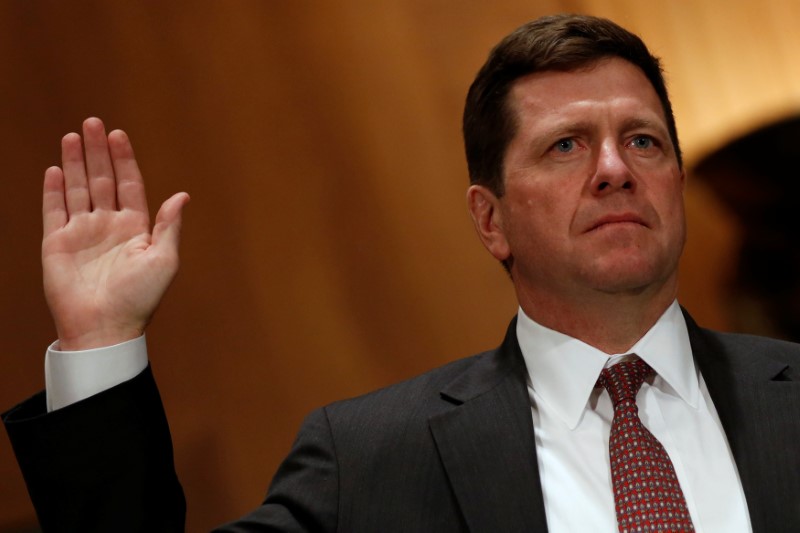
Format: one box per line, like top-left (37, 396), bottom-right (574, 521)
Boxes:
top-left (584, 256), bottom-right (675, 295)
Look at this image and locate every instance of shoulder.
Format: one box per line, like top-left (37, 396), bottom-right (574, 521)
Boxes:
top-left (712, 329), bottom-right (800, 348)
top-left (281, 350), bottom-right (496, 479)
top-left (692, 324), bottom-right (800, 378)
top-left (684, 308), bottom-right (800, 364)
top-left (322, 349), bottom-right (490, 423)
top-left (700, 327), bottom-right (800, 356)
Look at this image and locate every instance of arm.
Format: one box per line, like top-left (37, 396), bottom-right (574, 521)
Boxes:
top-left (4, 118), bottom-right (189, 530)
top-left (8, 118), bottom-right (339, 531)
top-left (3, 365), bottom-right (186, 532)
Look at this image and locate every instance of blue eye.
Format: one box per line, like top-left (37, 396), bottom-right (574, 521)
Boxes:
top-left (632, 136), bottom-right (653, 149)
top-left (555, 139), bottom-right (574, 153)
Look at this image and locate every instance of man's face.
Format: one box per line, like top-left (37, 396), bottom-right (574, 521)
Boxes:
top-left (470, 57), bottom-right (686, 308)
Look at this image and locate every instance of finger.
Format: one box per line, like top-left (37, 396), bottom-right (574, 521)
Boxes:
top-left (152, 192), bottom-right (190, 255)
top-left (82, 117), bottom-right (117, 211)
top-left (43, 166), bottom-right (68, 236)
top-left (108, 129), bottom-right (149, 216)
top-left (61, 132), bottom-right (91, 214)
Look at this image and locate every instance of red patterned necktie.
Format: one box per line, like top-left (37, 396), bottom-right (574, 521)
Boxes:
top-left (597, 359), bottom-right (695, 533)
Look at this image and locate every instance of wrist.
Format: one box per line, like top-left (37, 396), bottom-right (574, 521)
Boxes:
top-left (56, 326), bottom-right (144, 351)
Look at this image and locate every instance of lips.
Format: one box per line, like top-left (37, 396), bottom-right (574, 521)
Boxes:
top-left (585, 213), bottom-right (649, 232)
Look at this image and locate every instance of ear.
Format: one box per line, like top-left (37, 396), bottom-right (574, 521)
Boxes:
top-left (466, 184), bottom-right (511, 262)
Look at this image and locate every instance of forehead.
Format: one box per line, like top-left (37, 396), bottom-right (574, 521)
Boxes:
top-left (507, 57), bottom-right (667, 130)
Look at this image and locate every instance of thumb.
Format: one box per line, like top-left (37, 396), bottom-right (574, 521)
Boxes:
top-left (152, 192), bottom-right (191, 253)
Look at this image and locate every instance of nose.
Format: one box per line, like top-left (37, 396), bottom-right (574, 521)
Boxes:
top-left (590, 142), bottom-right (636, 195)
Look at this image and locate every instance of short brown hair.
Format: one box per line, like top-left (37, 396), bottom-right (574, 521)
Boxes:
top-left (463, 14), bottom-right (682, 196)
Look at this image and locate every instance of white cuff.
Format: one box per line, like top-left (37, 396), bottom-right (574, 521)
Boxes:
top-left (45, 335), bottom-right (149, 412)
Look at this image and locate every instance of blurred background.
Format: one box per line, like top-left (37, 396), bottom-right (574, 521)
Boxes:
top-left (2, 1), bottom-right (799, 531)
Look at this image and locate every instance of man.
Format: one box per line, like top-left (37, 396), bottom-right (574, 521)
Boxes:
top-left (4, 13), bottom-right (800, 533)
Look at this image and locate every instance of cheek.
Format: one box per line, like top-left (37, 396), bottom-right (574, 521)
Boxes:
top-left (505, 196), bottom-right (570, 253)
top-left (663, 182), bottom-right (687, 219)
top-left (652, 183), bottom-right (687, 248)
top-left (502, 176), bottom-right (582, 239)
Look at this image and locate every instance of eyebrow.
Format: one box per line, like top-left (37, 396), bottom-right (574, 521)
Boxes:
top-left (540, 120), bottom-right (595, 140)
top-left (620, 117), bottom-right (661, 132)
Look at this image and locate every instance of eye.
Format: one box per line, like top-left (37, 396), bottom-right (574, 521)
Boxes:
top-left (630, 135), bottom-right (654, 149)
top-left (554, 138), bottom-right (575, 153)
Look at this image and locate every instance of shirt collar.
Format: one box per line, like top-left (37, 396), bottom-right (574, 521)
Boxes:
top-left (516, 300), bottom-right (699, 430)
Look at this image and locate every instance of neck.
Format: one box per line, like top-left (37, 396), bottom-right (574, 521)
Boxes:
top-left (515, 280), bottom-right (678, 354)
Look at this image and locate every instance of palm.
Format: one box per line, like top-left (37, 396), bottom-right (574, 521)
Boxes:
top-left (42, 118), bottom-right (189, 350)
top-left (45, 209), bottom-right (153, 334)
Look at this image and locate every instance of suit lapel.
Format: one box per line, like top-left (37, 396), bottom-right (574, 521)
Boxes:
top-left (686, 313), bottom-right (800, 533)
top-left (429, 319), bottom-right (549, 533)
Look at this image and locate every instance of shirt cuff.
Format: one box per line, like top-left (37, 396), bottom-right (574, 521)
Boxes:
top-left (45, 335), bottom-right (149, 412)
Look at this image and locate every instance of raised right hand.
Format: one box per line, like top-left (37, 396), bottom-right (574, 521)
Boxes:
top-left (42, 118), bottom-right (190, 351)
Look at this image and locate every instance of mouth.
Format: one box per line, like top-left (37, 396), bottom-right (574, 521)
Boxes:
top-left (586, 213), bottom-right (649, 233)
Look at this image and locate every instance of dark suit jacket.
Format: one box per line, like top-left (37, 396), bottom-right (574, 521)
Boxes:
top-left (4, 313), bottom-right (800, 532)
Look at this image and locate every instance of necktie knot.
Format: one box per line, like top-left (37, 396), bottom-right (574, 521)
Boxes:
top-left (597, 358), bottom-right (653, 407)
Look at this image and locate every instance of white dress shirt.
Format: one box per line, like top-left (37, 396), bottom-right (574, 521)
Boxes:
top-left (518, 300), bottom-right (752, 532)
top-left (46, 301), bottom-right (753, 531)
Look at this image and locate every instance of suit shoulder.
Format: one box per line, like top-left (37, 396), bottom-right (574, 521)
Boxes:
top-left (703, 327), bottom-right (800, 351)
top-left (320, 349), bottom-right (492, 424)
top-left (698, 326), bottom-right (800, 366)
